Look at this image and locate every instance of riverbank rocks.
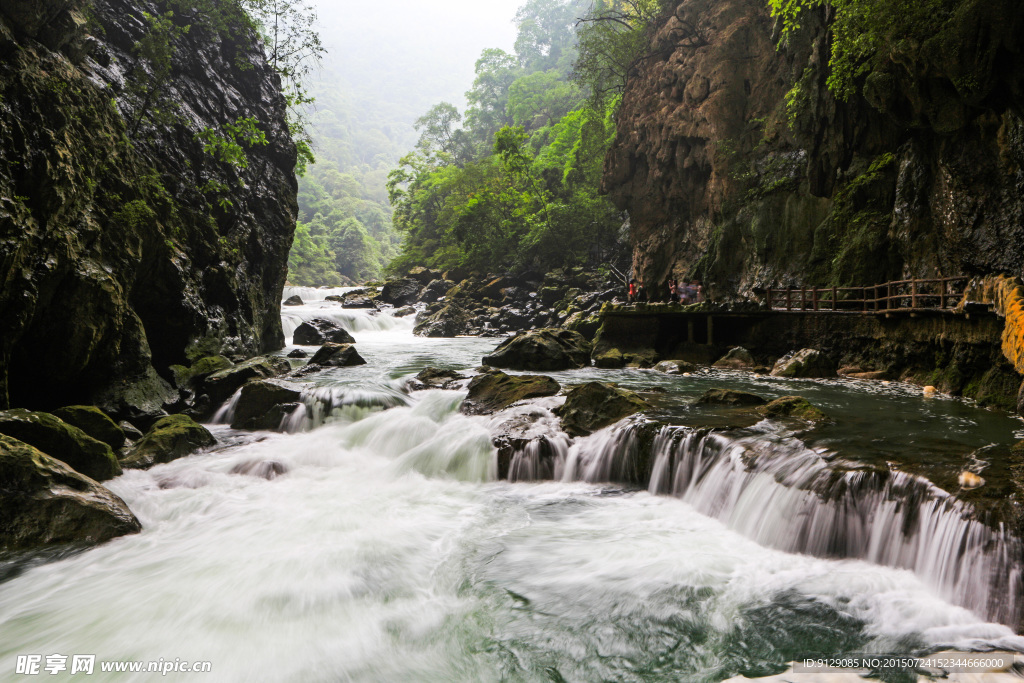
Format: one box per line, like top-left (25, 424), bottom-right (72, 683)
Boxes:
top-left (713, 347), bottom-right (756, 369)
top-left (771, 349), bottom-right (837, 378)
top-left (308, 343), bottom-right (366, 367)
top-left (0, 409), bottom-right (121, 481)
top-left (379, 277), bottom-right (423, 306)
top-left (461, 371), bottom-right (561, 415)
top-left (407, 367), bottom-right (467, 391)
top-left (414, 303), bottom-right (472, 337)
top-left (555, 382), bottom-right (650, 437)
top-left (292, 319), bottom-right (356, 346)
top-left (201, 356), bottom-right (292, 404)
top-left (594, 348), bottom-right (626, 369)
top-left (0, 435), bottom-right (141, 550)
top-left (231, 379), bottom-right (304, 431)
top-left (654, 360), bottom-right (697, 374)
top-left (696, 389), bottom-right (767, 406)
top-left (169, 355), bottom-right (234, 391)
top-left (483, 329), bottom-right (591, 371)
top-left (758, 396), bottom-right (829, 422)
top-left (122, 415), bottom-right (216, 470)
top-left (283, 295), bottom-right (304, 306)
top-left (51, 406), bottom-right (125, 450)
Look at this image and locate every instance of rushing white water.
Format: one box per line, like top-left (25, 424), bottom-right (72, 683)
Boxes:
top-left (3, 295), bottom-right (1024, 681)
top-left (281, 304), bottom-right (415, 339)
top-left (282, 285), bottom-right (360, 302)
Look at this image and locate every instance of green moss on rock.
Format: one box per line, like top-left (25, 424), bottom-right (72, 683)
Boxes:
top-left (51, 405), bottom-right (125, 450)
top-left (121, 415), bottom-right (216, 470)
top-left (0, 409), bottom-right (121, 480)
top-left (758, 396), bottom-right (830, 422)
top-left (556, 382), bottom-right (650, 437)
top-left (461, 371), bottom-right (561, 415)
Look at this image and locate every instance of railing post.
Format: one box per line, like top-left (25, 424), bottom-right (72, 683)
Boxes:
top-left (911, 280), bottom-right (918, 308)
top-left (832, 286), bottom-right (838, 311)
top-left (767, 287), bottom-right (773, 310)
top-left (801, 287), bottom-right (806, 311)
top-left (862, 287), bottom-right (867, 312)
top-left (940, 279), bottom-right (947, 309)
top-left (887, 283), bottom-right (892, 310)
top-left (786, 288), bottom-right (792, 311)
top-left (813, 287), bottom-right (819, 311)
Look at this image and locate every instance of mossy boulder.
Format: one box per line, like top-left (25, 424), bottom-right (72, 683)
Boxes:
top-left (379, 277), bottom-right (423, 306)
top-left (231, 379), bottom-right (304, 431)
top-left (770, 349), bottom-right (837, 378)
top-left (121, 415), bottom-right (216, 470)
top-left (0, 435), bottom-right (141, 550)
top-left (713, 346), bottom-right (756, 369)
top-left (594, 348), bottom-right (626, 369)
top-left (0, 409), bottom-right (121, 481)
top-left (653, 360), bottom-right (697, 374)
top-left (461, 370), bottom-right (561, 415)
top-left (758, 396), bottom-right (830, 422)
top-left (555, 382), bottom-right (650, 436)
top-left (483, 328), bottom-right (591, 371)
top-left (51, 405), bottom-right (125, 450)
top-left (170, 355), bottom-right (235, 390)
top-left (695, 389), bottom-right (767, 406)
top-left (283, 295), bottom-right (304, 306)
top-left (414, 303), bottom-right (472, 337)
top-left (292, 318), bottom-right (356, 346)
top-left (201, 356), bottom-right (292, 404)
top-left (408, 367), bottom-right (466, 391)
top-left (308, 343), bottom-right (366, 367)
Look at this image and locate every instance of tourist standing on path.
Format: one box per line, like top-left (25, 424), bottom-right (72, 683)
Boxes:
top-left (669, 279), bottom-right (678, 302)
top-left (628, 279), bottom-right (637, 304)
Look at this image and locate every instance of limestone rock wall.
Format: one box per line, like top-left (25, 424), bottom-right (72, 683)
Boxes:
top-left (0, 0), bottom-right (297, 417)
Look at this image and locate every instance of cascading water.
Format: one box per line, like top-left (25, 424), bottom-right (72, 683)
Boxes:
top-left (645, 426), bottom-right (1024, 627)
top-left (3, 292), bottom-right (1024, 681)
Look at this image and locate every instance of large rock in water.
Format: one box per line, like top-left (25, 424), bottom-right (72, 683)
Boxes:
top-left (758, 396), bottom-right (830, 422)
top-left (713, 347), bottom-right (756, 369)
top-left (292, 319), bottom-right (356, 346)
top-left (483, 329), bottom-right (592, 371)
top-left (460, 371), bottom-right (561, 415)
top-left (50, 405), bottom-right (126, 450)
top-left (414, 303), bottom-right (472, 337)
top-left (555, 382), bottom-right (650, 436)
top-left (283, 295), bottom-right (304, 306)
top-left (308, 343), bottom-right (366, 367)
top-left (121, 415), bottom-right (216, 470)
top-left (230, 379), bottom-right (303, 431)
top-left (695, 389), bottom-right (767, 406)
top-left (0, 409), bottom-right (121, 481)
top-left (201, 356), bottom-right (292, 404)
top-left (0, 0), bottom-right (296, 414)
top-left (378, 277), bottom-right (423, 306)
top-left (0, 435), bottom-right (141, 550)
top-left (771, 349), bottom-right (837, 378)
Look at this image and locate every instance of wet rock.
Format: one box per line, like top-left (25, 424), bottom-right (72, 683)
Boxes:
top-left (483, 328), bottom-right (591, 371)
top-left (93, 367), bottom-right (177, 431)
top-left (564, 311), bottom-right (602, 340)
top-left (119, 421), bottom-right (144, 442)
top-left (122, 415), bottom-right (216, 470)
top-left (201, 356), bottom-right (292, 404)
top-left (292, 318), bottom-right (356, 346)
top-left (378, 277), bottom-right (423, 306)
top-left (414, 303), bottom-right (472, 337)
top-left (653, 360), bottom-right (697, 374)
top-left (393, 306), bottom-right (417, 318)
top-left (0, 435), bottom-right (141, 550)
top-left (407, 266), bottom-right (442, 285)
top-left (287, 349), bottom-right (308, 359)
top-left (713, 346), bottom-right (756, 369)
top-left (230, 379), bottom-right (304, 431)
top-left (695, 389), bottom-right (767, 406)
top-left (341, 296), bottom-right (376, 309)
top-left (555, 382), bottom-right (650, 437)
top-left (177, 355), bottom-right (234, 388)
top-left (758, 396), bottom-right (829, 422)
top-left (308, 343), bottom-right (366, 367)
top-left (417, 279), bottom-right (456, 304)
top-left (461, 371), bottom-right (561, 415)
top-left (283, 295), bottom-right (304, 306)
top-left (0, 409), bottom-right (121, 481)
top-left (407, 367), bottom-right (466, 391)
top-left (771, 349), bottom-right (837, 378)
top-left (594, 348), bottom-right (626, 369)
top-left (50, 405), bottom-right (125, 450)
top-left (230, 459), bottom-right (289, 480)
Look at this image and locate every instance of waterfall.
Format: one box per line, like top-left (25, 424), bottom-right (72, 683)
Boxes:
top-left (282, 285), bottom-right (359, 302)
top-left (281, 307), bottom-right (415, 338)
top-left (644, 426), bottom-right (1024, 627)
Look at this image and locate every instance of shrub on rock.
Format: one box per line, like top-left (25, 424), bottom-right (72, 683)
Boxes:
top-left (0, 435), bottom-right (141, 550)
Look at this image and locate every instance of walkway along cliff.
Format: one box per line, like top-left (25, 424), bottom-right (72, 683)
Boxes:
top-left (601, 0), bottom-right (1024, 410)
top-left (0, 0), bottom-right (298, 419)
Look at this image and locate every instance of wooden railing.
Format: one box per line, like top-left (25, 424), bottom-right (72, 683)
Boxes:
top-left (766, 277), bottom-right (970, 312)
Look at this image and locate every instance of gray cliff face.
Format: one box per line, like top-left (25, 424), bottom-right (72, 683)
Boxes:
top-left (603, 0), bottom-right (1024, 300)
top-left (0, 0), bottom-right (297, 418)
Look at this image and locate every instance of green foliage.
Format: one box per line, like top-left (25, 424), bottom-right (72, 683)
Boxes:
top-left (768, 0), bottom-right (958, 100)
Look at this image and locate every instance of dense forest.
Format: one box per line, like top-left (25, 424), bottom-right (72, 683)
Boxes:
top-left (288, 0), bottom-right (660, 285)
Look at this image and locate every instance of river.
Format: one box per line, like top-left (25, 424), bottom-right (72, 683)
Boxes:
top-left (1, 288), bottom-right (1022, 681)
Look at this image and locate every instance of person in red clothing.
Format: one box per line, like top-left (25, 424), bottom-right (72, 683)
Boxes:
top-left (628, 279), bottom-right (637, 303)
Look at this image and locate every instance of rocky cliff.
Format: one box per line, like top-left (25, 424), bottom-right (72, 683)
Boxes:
top-left (604, 0), bottom-right (1024, 299)
top-left (0, 0), bottom-right (297, 420)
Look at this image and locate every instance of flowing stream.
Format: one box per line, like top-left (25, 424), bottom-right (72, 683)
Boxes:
top-left (2, 288), bottom-right (1023, 681)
